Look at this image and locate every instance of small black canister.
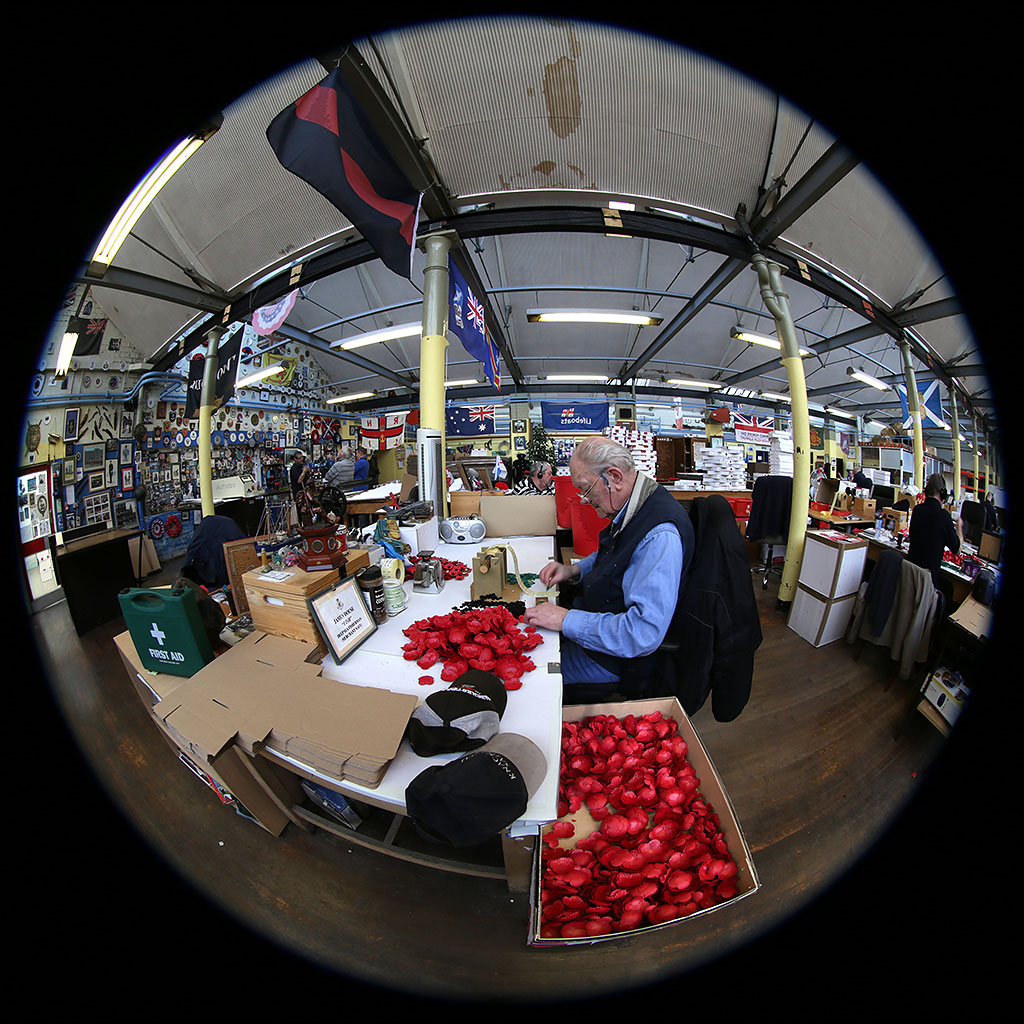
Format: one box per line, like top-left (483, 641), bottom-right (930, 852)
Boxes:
top-left (356, 565), bottom-right (388, 624)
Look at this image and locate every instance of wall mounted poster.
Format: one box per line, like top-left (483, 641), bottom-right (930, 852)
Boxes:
top-left (307, 577), bottom-right (377, 664)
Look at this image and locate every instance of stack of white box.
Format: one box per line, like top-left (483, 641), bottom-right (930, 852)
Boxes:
top-left (871, 468), bottom-right (891, 486)
top-left (770, 430), bottom-right (795, 476)
top-left (695, 445), bottom-right (747, 489)
top-left (604, 426), bottom-right (658, 477)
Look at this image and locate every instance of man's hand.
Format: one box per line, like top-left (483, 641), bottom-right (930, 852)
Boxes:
top-left (538, 559), bottom-right (578, 588)
top-left (522, 600), bottom-right (568, 632)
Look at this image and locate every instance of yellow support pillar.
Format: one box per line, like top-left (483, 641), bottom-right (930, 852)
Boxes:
top-left (752, 255), bottom-right (809, 605)
top-left (973, 415), bottom-right (979, 500)
top-left (900, 341), bottom-right (924, 492)
top-left (420, 232), bottom-right (454, 516)
top-left (197, 325), bottom-right (224, 518)
top-left (950, 389), bottom-right (961, 504)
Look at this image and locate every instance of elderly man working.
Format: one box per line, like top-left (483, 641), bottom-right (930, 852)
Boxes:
top-left (522, 436), bottom-right (694, 702)
top-left (512, 461), bottom-right (555, 495)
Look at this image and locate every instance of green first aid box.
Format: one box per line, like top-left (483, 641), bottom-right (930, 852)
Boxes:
top-left (119, 586), bottom-right (215, 677)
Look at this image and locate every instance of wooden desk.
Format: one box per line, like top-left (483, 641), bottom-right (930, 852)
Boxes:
top-left (809, 511), bottom-right (874, 532)
top-left (340, 480), bottom-right (403, 525)
top-left (57, 528), bottom-right (144, 635)
top-left (865, 537), bottom-right (975, 605)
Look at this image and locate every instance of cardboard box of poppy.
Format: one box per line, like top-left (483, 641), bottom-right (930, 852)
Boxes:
top-left (528, 697), bottom-right (759, 946)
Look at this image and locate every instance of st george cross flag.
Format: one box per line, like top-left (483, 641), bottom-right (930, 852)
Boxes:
top-left (896, 379), bottom-right (946, 430)
top-left (266, 68), bottom-right (423, 279)
top-left (733, 413), bottom-right (774, 445)
top-left (448, 257), bottom-right (500, 390)
top-left (446, 405), bottom-right (496, 437)
top-left (360, 412), bottom-right (407, 451)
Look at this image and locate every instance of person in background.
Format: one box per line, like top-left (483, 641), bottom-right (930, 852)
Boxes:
top-left (289, 451), bottom-right (310, 501)
top-left (851, 464), bottom-right (872, 489)
top-left (983, 492), bottom-right (998, 532)
top-left (522, 437), bottom-right (694, 703)
top-left (352, 446), bottom-right (370, 491)
top-left (906, 472), bottom-right (962, 586)
top-left (512, 461), bottom-right (555, 495)
top-left (322, 447), bottom-right (355, 490)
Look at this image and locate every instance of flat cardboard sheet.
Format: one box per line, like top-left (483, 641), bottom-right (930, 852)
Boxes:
top-left (480, 494), bottom-right (556, 537)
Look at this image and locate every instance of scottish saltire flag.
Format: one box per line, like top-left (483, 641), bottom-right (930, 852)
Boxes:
top-left (446, 405), bottom-right (496, 436)
top-left (896, 379), bottom-right (946, 430)
top-left (733, 413), bottom-right (774, 444)
top-left (266, 69), bottom-right (423, 278)
top-left (360, 412), bottom-right (407, 451)
top-left (448, 257), bottom-right (500, 390)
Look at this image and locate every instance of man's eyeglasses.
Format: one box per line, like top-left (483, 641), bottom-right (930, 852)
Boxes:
top-left (577, 471), bottom-right (608, 505)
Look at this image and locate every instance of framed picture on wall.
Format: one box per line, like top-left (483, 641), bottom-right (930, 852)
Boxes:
top-left (82, 443), bottom-right (105, 472)
top-left (512, 419), bottom-right (527, 434)
top-left (63, 408), bottom-right (80, 443)
top-left (88, 471), bottom-right (105, 492)
top-left (121, 466), bottom-right (134, 491)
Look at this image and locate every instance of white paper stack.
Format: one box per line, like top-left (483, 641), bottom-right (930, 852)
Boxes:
top-left (770, 430), bottom-right (794, 476)
top-left (605, 427), bottom-right (658, 477)
top-left (871, 468), bottom-right (891, 485)
top-left (695, 445), bottom-right (747, 489)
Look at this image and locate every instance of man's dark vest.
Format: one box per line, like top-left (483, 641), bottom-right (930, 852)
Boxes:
top-left (574, 484), bottom-right (694, 681)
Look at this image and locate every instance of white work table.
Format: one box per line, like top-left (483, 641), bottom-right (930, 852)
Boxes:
top-left (310, 534), bottom-right (563, 838)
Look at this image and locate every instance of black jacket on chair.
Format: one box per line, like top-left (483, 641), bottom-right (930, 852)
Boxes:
top-left (650, 495), bottom-right (763, 721)
top-left (745, 475), bottom-right (792, 542)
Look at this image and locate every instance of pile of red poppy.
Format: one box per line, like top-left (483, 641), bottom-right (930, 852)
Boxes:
top-left (407, 554), bottom-right (471, 580)
top-left (402, 606), bottom-right (544, 688)
top-left (538, 710), bottom-right (740, 939)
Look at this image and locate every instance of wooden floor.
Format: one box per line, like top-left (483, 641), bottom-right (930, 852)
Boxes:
top-left (22, 557), bottom-right (1005, 1016)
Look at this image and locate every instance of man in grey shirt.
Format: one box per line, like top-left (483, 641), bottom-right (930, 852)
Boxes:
top-left (323, 449), bottom-right (355, 489)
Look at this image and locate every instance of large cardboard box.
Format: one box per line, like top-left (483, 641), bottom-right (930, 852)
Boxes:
top-left (798, 531), bottom-right (867, 600)
top-left (788, 583), bottom-right (857, 647)
top-left (530, 697), bottom-right (758, 946)
top-left (880, 507), bottom-right (910, 535)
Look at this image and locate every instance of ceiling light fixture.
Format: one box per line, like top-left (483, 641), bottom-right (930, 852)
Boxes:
top-left (759, 391), bottom-right (792, 403)
top-left (326, 392), bottom-right (375, 404)
top-left (545, 374), bottom-right (611, 382)
top-left (87, 118), bottom-right (222, 278)
top-left (666, 379), bottom-right (723, 389)
top-left (846, 366), bottom-right (890, 390)
top-left (235, 364), bottom-right (287, 388)
top-left (527, 309), bottom-right (663, 326)
top-left (731, 326), bottom-right (812, 357)
top-left (55, 331), bottom-right (79, 377)
top-left (444, 379), bottom-right (479, 387)
top-left (332, 323), bottom-right (421, 350)
top-left (825, 406), bottom-right (858, 420)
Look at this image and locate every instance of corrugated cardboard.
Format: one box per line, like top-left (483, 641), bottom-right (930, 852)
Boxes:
top-left (948, 595), bottom-right (993, 639)
top-left (530, 697), bottom-right (758, 946)
top-left (480, 494), bottom-right (556, 537)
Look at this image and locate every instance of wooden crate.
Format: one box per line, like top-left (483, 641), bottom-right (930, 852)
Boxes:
top-left (242, 565), bottom-right (341, 651)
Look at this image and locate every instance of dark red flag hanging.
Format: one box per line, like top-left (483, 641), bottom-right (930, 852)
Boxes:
top-left (266, 68), bottom-right (423, 278)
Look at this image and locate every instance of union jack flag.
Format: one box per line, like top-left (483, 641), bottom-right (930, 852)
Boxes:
top-left (733, 413), bottom-right (773, 443)
top-left (469, 405), bottom-right (495, 422)
top-left (467, 291), bottom-right (485, 333)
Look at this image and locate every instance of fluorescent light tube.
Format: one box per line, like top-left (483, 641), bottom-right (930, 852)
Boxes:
top-left (444, 379), bottom-right (479, 387)
top-left (545, 374), bottom-right (610, 382)
top-left (333, 323), bottom-right (421, 349)
top-left (731, 327), bottom-right (812, 357)
top-left (55, 332), bottom-right (79, 376)
top-left (666, 379), bottom-right (723, 389)
top-left (527, 309), bottom-right (663, 326)
top-left (236, 364), bottom-right (287, 388)
top-left (846, 366), bottom-right (890, 390)
top-left (326, 392), bottom-right (375, 404)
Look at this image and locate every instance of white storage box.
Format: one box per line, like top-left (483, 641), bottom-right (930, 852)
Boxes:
top-left (398, 516), bottom-right (439, 555)
top-left (788, 584), bottom-right (856, 647)
top-left (798, 531), bottom-right (867, 599)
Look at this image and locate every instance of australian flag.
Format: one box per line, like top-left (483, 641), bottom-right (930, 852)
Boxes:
top-left (446, 405), bottom-right (496, 437)
top-left (448, 257), bottom-right (500, 390)
top-left (266, 68), bottom-right (423, 279)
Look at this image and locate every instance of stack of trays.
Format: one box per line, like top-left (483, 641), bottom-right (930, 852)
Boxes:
top-left (696, 445), bottom-right (747, 489)
top-left (770, 430), bottom-right (794, 476)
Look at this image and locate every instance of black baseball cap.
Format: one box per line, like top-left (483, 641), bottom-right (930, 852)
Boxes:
top-left (404, 734), bottom-right (546, 847)
top-left (405, 669), bottom-right (508, 757)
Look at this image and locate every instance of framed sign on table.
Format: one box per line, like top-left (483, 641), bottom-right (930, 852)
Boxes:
top-left (307, 576), bottom-right (378, 664)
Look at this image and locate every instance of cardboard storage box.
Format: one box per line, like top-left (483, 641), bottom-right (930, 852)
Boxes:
top-left (880, 507), bottom-right (909, 534)
top-left (798, 531), bottom-right (867, 600)
top-left (788, 583), bottom-right (857, 647)
top-left (398, 515), bottom-right (440, 555)
top-left (852, 496), bottom-right (876, 519)
top-left (530, 697), bottom-right (758, 946)
top-left (242, 565), bottom-right (341, 651)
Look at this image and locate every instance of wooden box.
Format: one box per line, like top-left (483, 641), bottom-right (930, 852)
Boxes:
top-left (242, 565), bottom-right (340, 651)
top-left (880, 507), bottom-right (910, 535)
top-left (852, 496), bottom-right (876, 519)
